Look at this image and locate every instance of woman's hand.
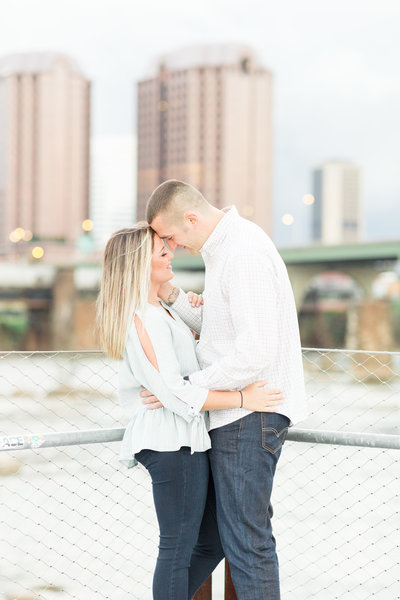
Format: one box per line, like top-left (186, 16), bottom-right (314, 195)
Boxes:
top-left (141, 388), bottom-right (163, 409)
top-left (241, 380), bottom-right (283, 412)
top-left (187, 291), bottom-right (204, 308)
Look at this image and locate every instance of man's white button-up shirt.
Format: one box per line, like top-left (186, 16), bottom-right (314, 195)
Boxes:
top-left (172, 206), bottom-right (308, 430)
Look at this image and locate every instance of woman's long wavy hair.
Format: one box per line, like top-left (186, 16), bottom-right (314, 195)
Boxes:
top-left (96, 223), bottom-right (154, 360)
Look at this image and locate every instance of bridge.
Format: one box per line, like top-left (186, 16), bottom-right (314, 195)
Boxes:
top-left (171, 240), bottom-right (400, 308)
top-left (2, 240), bottom-right (399, 309)
top-left (0, 240), bottom-right (399, 351)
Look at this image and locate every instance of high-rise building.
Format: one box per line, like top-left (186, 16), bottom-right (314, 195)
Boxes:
top-left (137, 44), bottom-right (273, 233)
top-left (0, 52), bottom-right (90, 260)
top-left (312, 161), bottom-right (362, 245)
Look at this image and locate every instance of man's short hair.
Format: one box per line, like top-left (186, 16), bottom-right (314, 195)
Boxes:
top-left (146, 180), bottom-right (206, 224)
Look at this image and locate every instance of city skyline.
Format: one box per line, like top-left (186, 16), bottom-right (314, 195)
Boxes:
top-left (1, 0), bottom-right (399, 247)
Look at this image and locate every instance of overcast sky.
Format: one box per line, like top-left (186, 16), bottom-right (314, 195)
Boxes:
top-left (1, 0), bottom-right (399, 245)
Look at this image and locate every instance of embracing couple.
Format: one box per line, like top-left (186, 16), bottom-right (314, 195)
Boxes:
top-left (96, 180), bottom-right (308, 600)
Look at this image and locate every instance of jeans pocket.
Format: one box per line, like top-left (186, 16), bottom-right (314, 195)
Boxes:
top-left (261, 421), bottom-right (289, 454)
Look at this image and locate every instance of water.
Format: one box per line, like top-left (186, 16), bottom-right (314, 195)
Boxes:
top-left (0, 352), bottom-right (399, 599)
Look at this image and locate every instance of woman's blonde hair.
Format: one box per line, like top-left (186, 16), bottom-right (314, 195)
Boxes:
top-left (96, 222), bottom-right (153, 359)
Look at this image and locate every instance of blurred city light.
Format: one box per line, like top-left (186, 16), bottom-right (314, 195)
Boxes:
top-left (282, 213), bottom-right (294, 226)
top-left (303, 194), bottom-right (315, 205)
top-left (9, 228), bottom-right (34, 243)
top-left (9, 228), bottom-right (25, 242)
top-left (32, 246), bottom-right (44, 259)
top-left (82, 219), bottom-right (94, 232)
top-left (15, 227), bottom-right (25, 238)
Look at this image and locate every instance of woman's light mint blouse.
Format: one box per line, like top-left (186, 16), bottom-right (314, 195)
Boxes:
top-left (118, 301), bottom-right (211, 468)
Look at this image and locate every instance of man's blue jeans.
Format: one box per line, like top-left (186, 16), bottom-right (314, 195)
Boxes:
top-left (209, 412), bottom-right (290, 600)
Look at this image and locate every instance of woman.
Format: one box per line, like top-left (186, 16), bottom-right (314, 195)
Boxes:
top-left (96, 223), bottom-right (283, 600)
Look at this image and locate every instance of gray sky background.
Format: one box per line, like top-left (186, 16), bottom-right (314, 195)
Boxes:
top-left (1, 0), bottom-right (399, 246)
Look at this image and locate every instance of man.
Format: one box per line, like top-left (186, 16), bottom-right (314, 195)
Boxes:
top-left (144, 180), bottom-right (308, 599)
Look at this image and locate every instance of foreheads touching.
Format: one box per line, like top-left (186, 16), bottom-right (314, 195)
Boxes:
top-left (146, 180), bottom-right (205, 225)
top-left (145, 180), bottom-right (211, 251)
top-left (104, 223), bottom-right (153, 267)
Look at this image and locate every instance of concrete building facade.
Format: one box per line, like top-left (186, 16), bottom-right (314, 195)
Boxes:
top-left (312, 161), bottom-right (362, 245)
top-left (137, 44), bottom-right (273, 233)
top-left (0, 52), bottom-right (90, 260)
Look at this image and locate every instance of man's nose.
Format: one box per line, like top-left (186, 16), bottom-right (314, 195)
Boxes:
top-left (165, 239), bottom-right (177, 251)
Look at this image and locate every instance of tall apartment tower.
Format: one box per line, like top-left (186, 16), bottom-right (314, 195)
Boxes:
top-left (137, 45), bottom-right (273, 233)
top-left (0, 53), bottom-right (90, 259)
top-left (312, 161), bottom-right (362, 245)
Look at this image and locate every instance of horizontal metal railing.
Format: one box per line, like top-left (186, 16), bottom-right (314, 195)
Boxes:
top-left (2, 426), bottom-right (400, 453)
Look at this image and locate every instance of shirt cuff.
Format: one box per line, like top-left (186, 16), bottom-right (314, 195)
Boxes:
top-left (183, 384), bottom-right (208, 418)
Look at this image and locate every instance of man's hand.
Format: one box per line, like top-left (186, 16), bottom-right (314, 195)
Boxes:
top-left (140, 388), bottom-right (163, 409)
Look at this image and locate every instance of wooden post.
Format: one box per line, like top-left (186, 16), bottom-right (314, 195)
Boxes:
top-left (193, 559), bottom-right (237, 599)
top-left (194, 575), bottom-right (212, 600)
top-left (224, 559), bottom-right (237, 599)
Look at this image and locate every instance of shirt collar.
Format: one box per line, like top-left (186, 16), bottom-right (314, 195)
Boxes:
top-left (201, 206), bottom-right (239, 259)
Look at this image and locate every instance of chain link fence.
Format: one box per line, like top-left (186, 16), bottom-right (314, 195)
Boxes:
top-left (1, 349), bottom-right (399, 600)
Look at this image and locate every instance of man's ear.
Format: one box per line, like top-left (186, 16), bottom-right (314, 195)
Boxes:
top-left (183, 211), bottom-right (198, 226)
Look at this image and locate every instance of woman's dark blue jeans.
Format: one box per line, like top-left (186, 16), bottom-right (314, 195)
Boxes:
top-left (135, 447), bottom-right (224, 600)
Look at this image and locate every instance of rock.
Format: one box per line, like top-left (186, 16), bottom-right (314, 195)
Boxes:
top-left (5, 592), bottom-right (40, 600)
top-left (0, 455), bottom-right (21, 476)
